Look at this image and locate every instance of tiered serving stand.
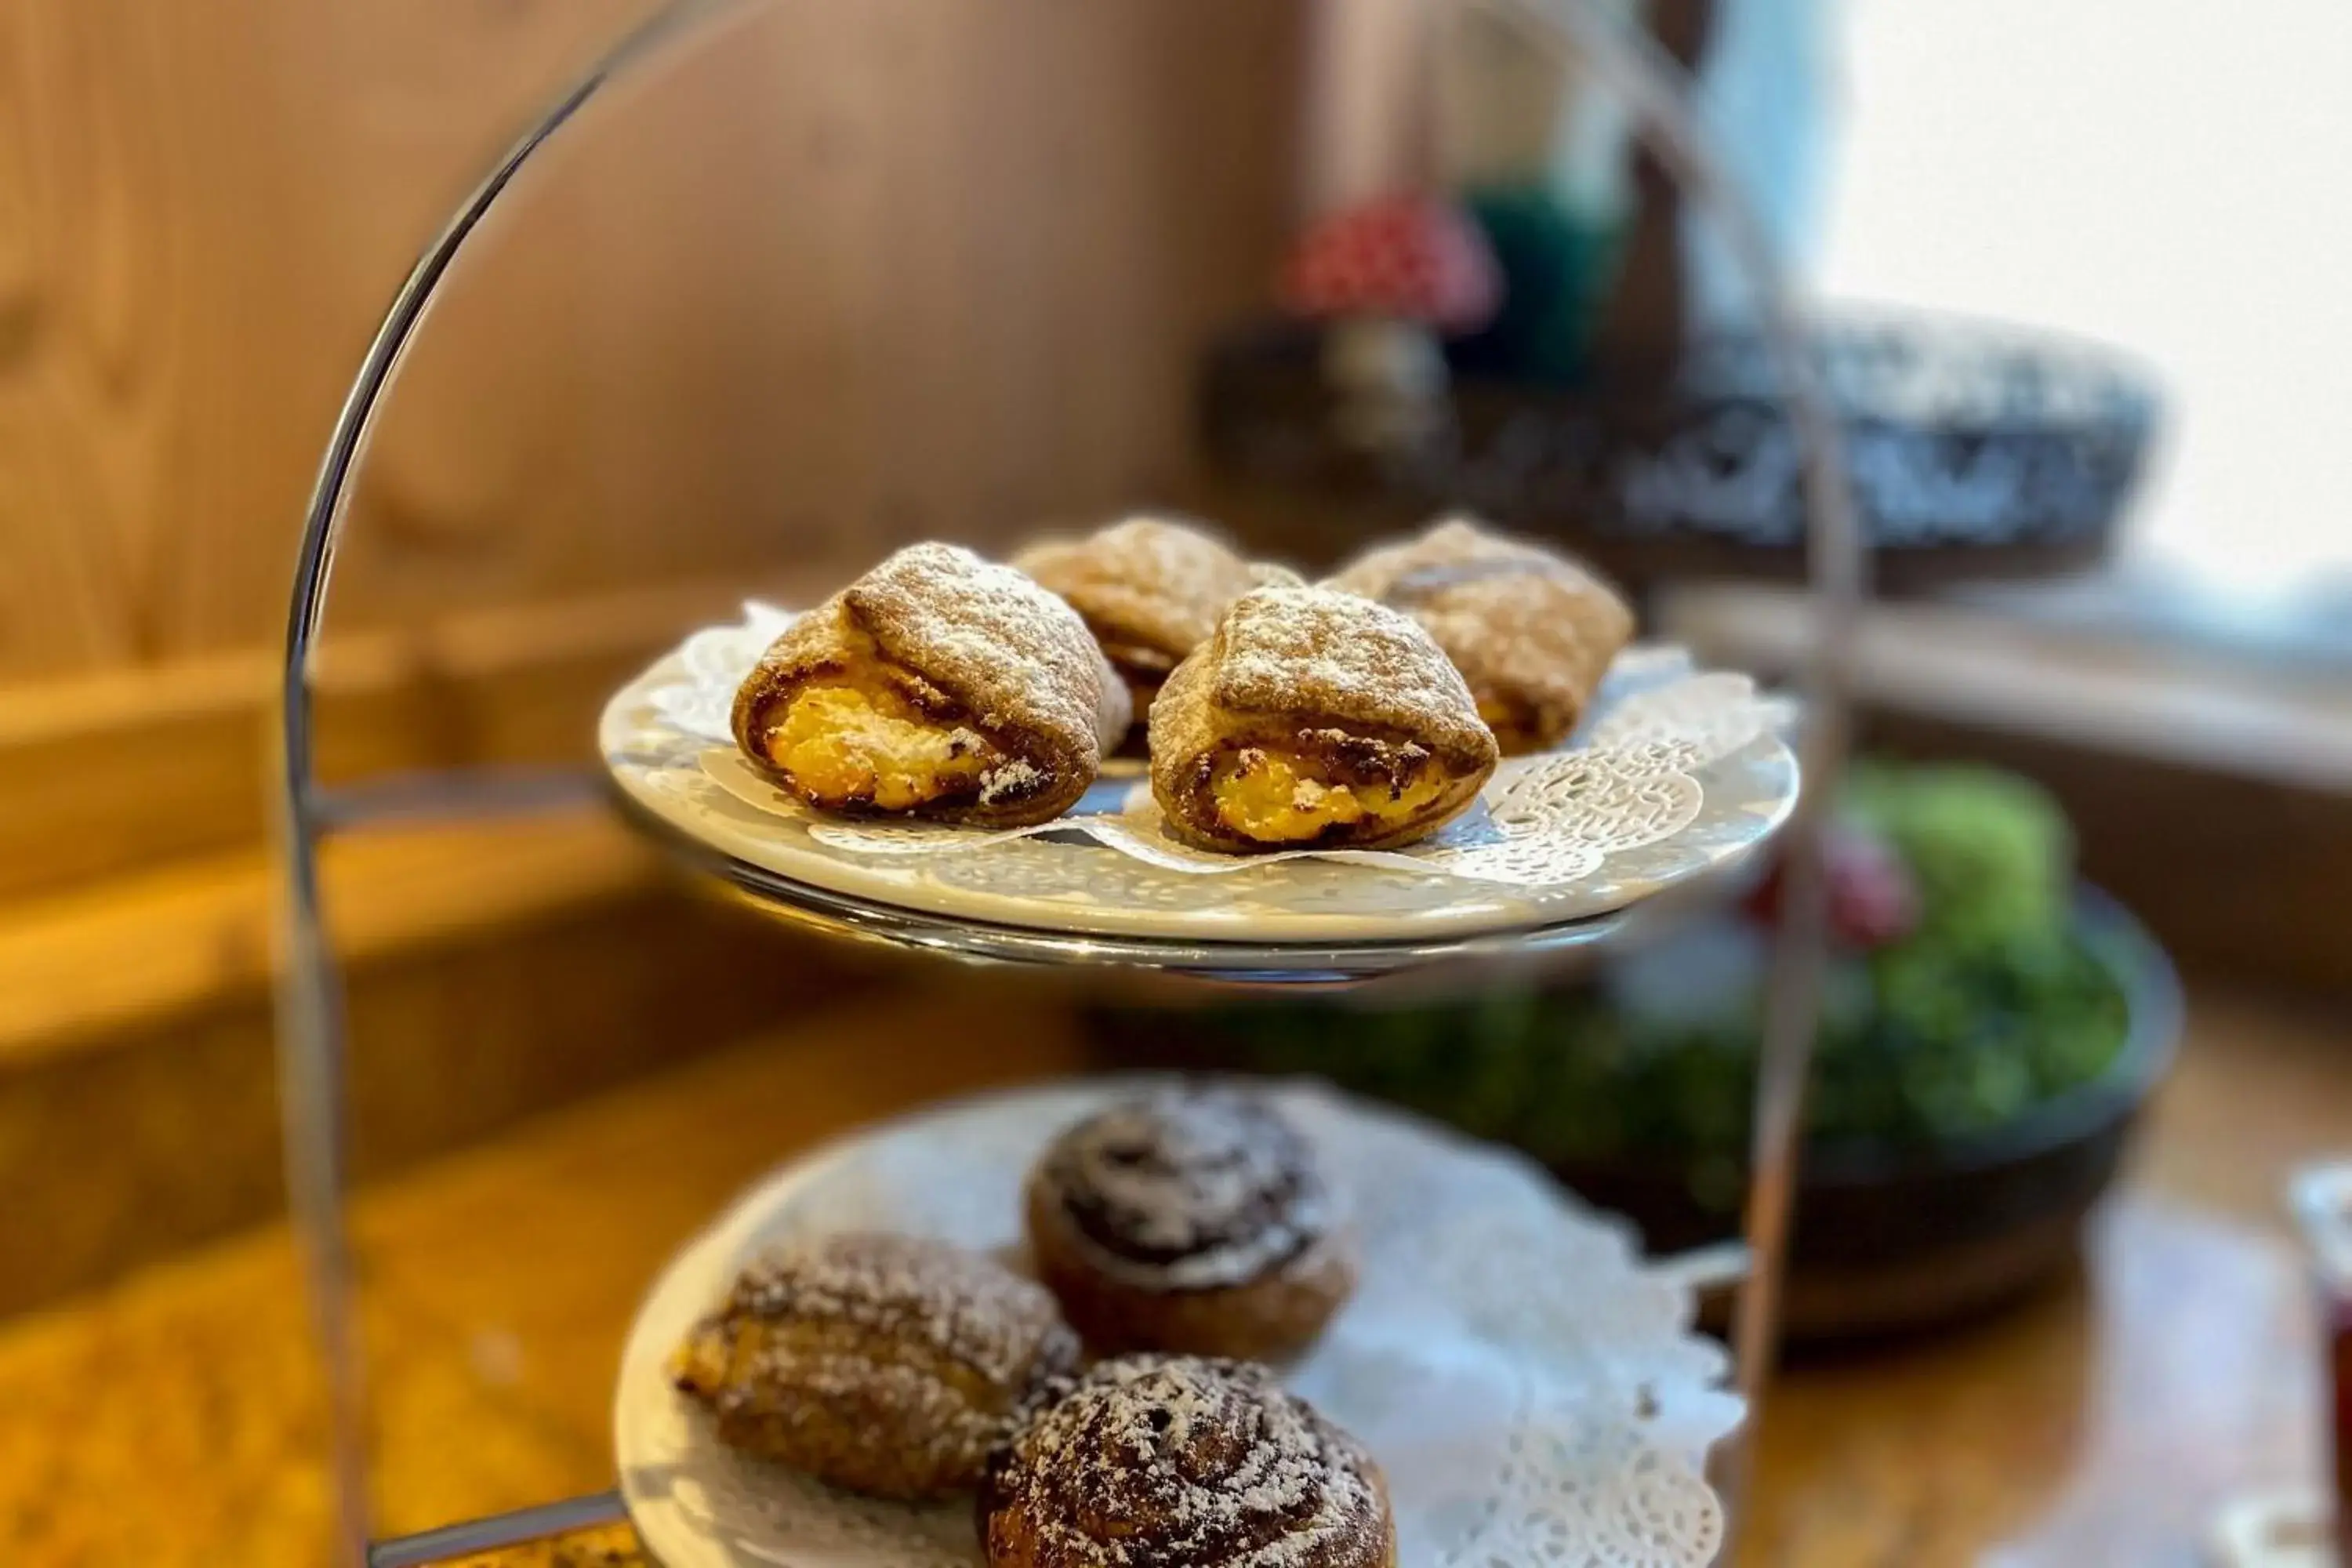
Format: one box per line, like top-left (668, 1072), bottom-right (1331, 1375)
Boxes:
top-left (270, 2), bottom-right (1864, 1563)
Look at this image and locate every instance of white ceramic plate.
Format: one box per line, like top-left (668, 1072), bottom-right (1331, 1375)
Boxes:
top-left (599, 612), bottom-right (1798, 947)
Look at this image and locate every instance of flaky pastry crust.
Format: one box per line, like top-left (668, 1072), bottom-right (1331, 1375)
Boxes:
top-left (1015, 516), bottom-right (1298, 719)
top-left (670, 1232), bottom-right (1079, 1499)
top-left (731, 543), bottom-right (1119, 826)
top-left (1149, 585), bottom-right (1497, 851)
top-left (1326, 517), bottom-right (1633, 754)
top-left (982, 1356), bottom-right (1396, 1568)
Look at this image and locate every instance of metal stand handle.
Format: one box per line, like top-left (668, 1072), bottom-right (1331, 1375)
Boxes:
top-left (273, 5), bottom-right (754, 1560)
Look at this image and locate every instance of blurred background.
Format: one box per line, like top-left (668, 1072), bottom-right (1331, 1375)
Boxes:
top-left (1, 1), bottom-right (2347, 1563)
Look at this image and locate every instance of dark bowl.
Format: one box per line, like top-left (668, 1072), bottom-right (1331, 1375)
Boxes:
top-left (1556, 887), bottom-right (2181, 1341)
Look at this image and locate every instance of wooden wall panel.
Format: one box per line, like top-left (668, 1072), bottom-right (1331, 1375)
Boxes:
top-left (0, 0), bottom-right (651, 677)
top-left (0, 0), bottom-right (1305, 895)
top-left (0, 1), bottom-right (1301, 673)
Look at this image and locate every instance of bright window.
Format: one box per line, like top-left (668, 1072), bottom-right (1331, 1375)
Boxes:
top-left (1818, 0), bottom-right (2352, 603)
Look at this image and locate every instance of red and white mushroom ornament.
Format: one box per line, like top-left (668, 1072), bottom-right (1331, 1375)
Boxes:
top-left (1279, 194), bottom-right (1502, 454)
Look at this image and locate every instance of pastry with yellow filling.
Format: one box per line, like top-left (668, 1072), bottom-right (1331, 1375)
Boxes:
top-left (731, 543), bottom-right (1127, 827)
top-left (1013, 515), bottom-right (1298, 731)
top-left (1326, 517), bottom-right (1634, 755)
top-left (1149, 584), bottom-right (1497, 852)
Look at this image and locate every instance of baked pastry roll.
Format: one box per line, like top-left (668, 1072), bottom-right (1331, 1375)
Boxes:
top-left (1025, 1087), bottom-right (1356, 1361)
top-left (1013, 515), bottom-right (1298, 722)
top-left (670, 1232), bottom-right (1079, 1499)
top-left (731, 543), bottom-right (1126, 827)
top-left (1326, 516), bottom-right (1634, 755)
top-left (1149, 584), bottom-right (1497, 852)
top-left (982, 1356), bottom-right (1396, 1568)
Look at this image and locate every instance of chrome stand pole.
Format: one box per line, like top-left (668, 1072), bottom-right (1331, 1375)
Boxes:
top-left (365, 1492), bottom-right (629, 1568)
top-left (270, 2), bottom-right (752, 1561)
top-left (1494, 4), bottom-right (1866, 1557)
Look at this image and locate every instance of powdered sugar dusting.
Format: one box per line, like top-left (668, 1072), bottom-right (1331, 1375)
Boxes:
top-left (1015, 516), bottom-right (1300, 677)
top-left (674, 1232), bottom-right (1077, 1490)
top-left (1029, 1089), bottom-right (1335, 1291)
top-left (730, 543), bottom-right (1109, 826)
top-left (978, 756), bottom-right (1043, 805)
top-left (985, 1356), bottom-right (1390, 1567)
top-left (724, 1233), bottom-right (1061, 1385)
top-left (1148, 584), bottom-right (1499, 851)
top-left (844, 544), bottom-right (1105, 758)
top-left (1218, 586), bottom-right (1489, 760)
top-left (1326, 517), bottom-right (1633, 752)
top-left (1152, 585), bottom-right (1494, 780)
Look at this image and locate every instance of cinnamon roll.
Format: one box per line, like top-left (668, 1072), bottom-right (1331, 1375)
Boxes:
top-left (1025, 1088), bottom-right (1356, 1360)
top-left (982, 1356), bottom-right (1396, 1568)
top-left (1148, 584), bottom-right (1498, 852)
top-left (731, 543), bottom-right (1127, 827)
top-left (1013, 515), bottom-right (1298, 728)
top-left (1326, 516), bottom-right (1634, 755)
top-left (670, 1232), bottom-right (1079, 1499)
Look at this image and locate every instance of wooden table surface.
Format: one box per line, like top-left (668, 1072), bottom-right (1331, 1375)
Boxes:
top-left (2, 982), bottom-right (2343, 1566)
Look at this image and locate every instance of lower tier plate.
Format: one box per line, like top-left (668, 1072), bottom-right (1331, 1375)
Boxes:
top-left (613, 1077), bottom-right (1744, 1568)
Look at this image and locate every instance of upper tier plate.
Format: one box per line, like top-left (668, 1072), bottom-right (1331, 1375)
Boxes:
top-left (600, 607), bottom-right (1798, 953)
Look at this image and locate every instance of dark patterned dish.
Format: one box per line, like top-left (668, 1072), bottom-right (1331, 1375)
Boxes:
top-left (1200, 311), bottom-right (2159, 593)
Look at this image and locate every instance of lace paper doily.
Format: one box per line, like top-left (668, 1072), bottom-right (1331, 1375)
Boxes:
top-left (601, 605), bottom-right (1798, 942)
top-left (615, 1079), bottom-right (1744, 1568)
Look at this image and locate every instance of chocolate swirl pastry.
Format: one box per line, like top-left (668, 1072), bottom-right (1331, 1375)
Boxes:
top-left (670, 1232), bottom-right (1080, 1499)
top-left (731, 543), bottom-right (1128, 828)
top-left (982, 1356), bottom-right (1396, 1568)
top-left (1327, 517), bottom-right (1634, 755)
top-left (1025, 1089), bottom-right (1356, 1360)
